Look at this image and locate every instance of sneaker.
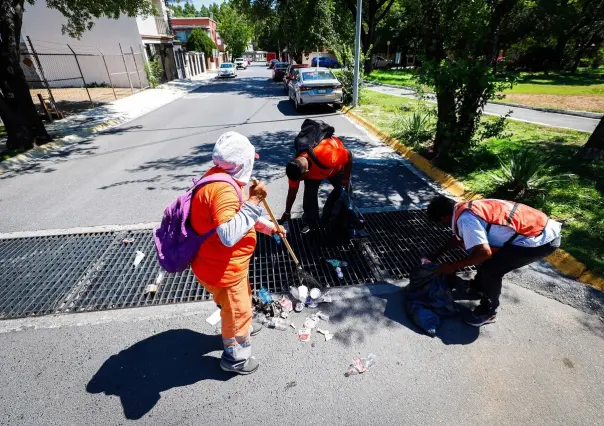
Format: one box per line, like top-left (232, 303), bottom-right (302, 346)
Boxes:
top-left (465, 306), bottom-right (497, 327)
top-left (250, 322), bottom-right (263, 336)
top-left (220, 356), bottom-right (260, 375)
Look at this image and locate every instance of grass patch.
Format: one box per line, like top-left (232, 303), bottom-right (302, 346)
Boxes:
top-left (355, 90), bottom-right (603, 276)
top-left (366, 69), bottom-right (604, 112)
top-left (365, 69), bottom-right (417, 87)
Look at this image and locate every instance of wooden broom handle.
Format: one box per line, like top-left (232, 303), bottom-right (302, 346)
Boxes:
top-left (252, 179), bottom-right (300, 265)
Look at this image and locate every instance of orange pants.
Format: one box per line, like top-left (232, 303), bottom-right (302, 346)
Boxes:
top-left (202, 277), bottom-right (253, 363)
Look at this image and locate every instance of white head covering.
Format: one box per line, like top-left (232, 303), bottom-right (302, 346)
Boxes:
top-left (212, 131), bottom-right (257, 186)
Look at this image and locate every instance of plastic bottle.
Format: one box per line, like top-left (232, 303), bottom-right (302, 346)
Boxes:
top-left (335, 266), bottom-right (344, 279)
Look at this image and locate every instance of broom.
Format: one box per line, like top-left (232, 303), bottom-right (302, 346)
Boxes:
top-left (252, 179), bottom-right (322, 289)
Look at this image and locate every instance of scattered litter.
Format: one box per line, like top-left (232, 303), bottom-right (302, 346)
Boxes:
top-left (280, 296), bottom-right (293, 312)
top-left (144, 284), bottom-right (157, 295)
top-left (327, 259), bottom-right (348, 279)
top-left (310, 288), bottom-right (321, 299)
top-left (290, 286), bottom-right (300, 300)
top-left (257, 287), bottom-right (273, 304)
top-left (123, 238), bottom-right (135, 245)
top-left (206, 309), bottom-right (222, 326)
top-left (290, 323), bottom-right (297, 330)
top-left (294, 302), bottom-right (305, 312)
top-left (421, 257), bottom-right (432, 264)
top-left (306, 296), bottom-right (318, 309)
top-left (155, 271), bottom-right (165, 284)
top-left (303, 317), bottom-right (317, 329)
top-left (297, 285), bottom-right (309, 301)
top-left (297, 327), bottom-right (311, 342)
top-left (317, 328), bottom-right (333, 342)
top-left (280, 311), bottom-right (289, 319)
top-left (317, 291), bottom-right (333, 303)
top-left (317, 312), bottom-right (330, 321)
top-left (133, 251), bottom-right (145, 267)
top-left (345, 353), bottom-right (376, 377)
top-left (265, 317), bottom-right (288, 331)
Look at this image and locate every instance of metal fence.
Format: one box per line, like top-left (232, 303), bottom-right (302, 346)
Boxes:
top-left (20, 37), bottom-right (149, 117)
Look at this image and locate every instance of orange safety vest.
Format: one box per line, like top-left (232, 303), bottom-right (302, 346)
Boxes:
top-left (453, 199), bottom-right (549, 244)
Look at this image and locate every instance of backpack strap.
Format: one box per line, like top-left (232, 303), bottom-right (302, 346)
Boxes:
top-left (306, 144), bottom-right (330, 169)
top-left (192, 173), bottom-right (243, 203)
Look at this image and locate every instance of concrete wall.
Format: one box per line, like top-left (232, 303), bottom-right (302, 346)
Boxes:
top-left (21, 1), bottom-right (146, 88)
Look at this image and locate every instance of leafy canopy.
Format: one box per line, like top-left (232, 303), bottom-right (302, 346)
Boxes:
top-left (217, 4), bottom-right (252, 58)
top-left (186, 27), bottom-right (216, 57)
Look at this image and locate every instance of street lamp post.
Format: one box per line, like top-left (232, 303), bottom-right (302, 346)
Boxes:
top-left (352, 0), bottom-right (362, 107)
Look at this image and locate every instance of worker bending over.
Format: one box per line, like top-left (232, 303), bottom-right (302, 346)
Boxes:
top-left (427, 196), bottom-right (561, 327)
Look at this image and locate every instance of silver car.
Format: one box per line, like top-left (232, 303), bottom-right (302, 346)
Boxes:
top-left (218, 62), bottom-right (237, 78)
top-left (288, 68), bottom-right (343, 112)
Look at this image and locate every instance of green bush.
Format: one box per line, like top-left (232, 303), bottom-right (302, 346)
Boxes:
top-left (488, 149), bottom-right (574, 199)
top-left (145, 57), bottom-right (163, 88)
top-left (333, 44), bottom-right (368, 105)
top-left (186, 28), bottom-right (215, 57)
top-left (393, 111), bottom-right (435, 147)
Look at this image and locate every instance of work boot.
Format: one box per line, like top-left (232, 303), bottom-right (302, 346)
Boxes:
top-left (465, 302), bottom-right (497, 327)
top-left (250, 322), bottom-right (263, 336)
top-left (220, 356), bottom-right (260, 375)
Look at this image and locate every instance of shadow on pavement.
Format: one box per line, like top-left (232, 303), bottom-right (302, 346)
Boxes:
top-left (327, 283), bottom-right (479, 346)
top-left (86, 329), bottom-right (231, 420)
top-left (276, 99), bottom-right (339, 116)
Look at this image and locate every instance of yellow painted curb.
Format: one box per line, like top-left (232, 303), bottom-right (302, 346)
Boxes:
top-left (342, 106), bottom-right (603, 292)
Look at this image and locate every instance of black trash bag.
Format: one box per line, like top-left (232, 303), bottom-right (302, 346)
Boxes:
top-left (321, 186), bottom-right (367, 240)
top-left (406, 264), bottom-right (458, 337)
top-left (294, 119), bottom-right (335, 168)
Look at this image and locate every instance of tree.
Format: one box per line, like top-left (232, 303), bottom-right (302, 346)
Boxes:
top-left (217, 4), bottom-right (252, 58)
top-left (0, 0), bottom-right (153, 151)
top-left (340, 0), bottom-right (397, 70)
top-left (169, 4), bottom-right (185, 17)
top-left (411, 0), bottom-right (519, 161)
top-left (182, 1), bottom-right (197, 17)
top-left (580, 117), bottom-right (604, 161)
top-left (186, 27), bottom-right (216, 57)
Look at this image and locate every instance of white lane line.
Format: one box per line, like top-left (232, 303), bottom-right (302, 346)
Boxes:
top-left (0, 223), bottom-right (159, 239)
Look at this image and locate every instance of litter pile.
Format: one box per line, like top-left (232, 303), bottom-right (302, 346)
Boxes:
top-left (252, 285), bottom-right (334, 343)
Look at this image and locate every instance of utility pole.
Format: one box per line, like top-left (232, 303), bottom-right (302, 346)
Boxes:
top-left (352, 0), bottom-right (362, 107)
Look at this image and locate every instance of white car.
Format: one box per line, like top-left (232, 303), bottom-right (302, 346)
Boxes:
top-left (218, 63), bottom-right (237, 78)
top-left (288, 67), bottom-right (343, 112)
top-left (234, 58), bottom-right (247, 69)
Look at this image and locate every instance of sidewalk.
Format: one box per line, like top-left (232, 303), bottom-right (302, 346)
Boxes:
top-left (0, 73), bottom-right (215, 172)
top-left (366, 83), bottom-right (601, 133)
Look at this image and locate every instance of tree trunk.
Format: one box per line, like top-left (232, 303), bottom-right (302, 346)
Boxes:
top-left (0, 1), bottom-right (51, 151)
top-left (580, 116), bottom-right (604, 161)
top-left (433, 86), bottom-right (456, 158)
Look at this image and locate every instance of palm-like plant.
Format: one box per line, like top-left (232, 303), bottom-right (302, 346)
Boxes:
top-left (489, 150), bottom-right (574, 198)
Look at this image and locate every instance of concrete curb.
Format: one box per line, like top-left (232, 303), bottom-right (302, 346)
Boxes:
top-left (365, 80), bottom-right (604, 119)
top-left (0, 76), bottom-right (212, 174)
top-left (342, 105), bottom-right (604, 292)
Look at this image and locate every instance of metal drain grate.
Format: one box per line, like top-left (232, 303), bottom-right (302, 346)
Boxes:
top-left (0, 211), bottom-right (468, 319)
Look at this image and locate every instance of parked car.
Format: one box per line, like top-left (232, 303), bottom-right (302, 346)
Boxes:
top-left (266, 52), bottom-right (277, 66)
top-left (268, 59), bottom-right (279, 69)
top-left (287, 67), bottom-right (343, 112)
top-left (218, 62), bottom-right (237, 78)
top-left (272, 62), bottom-right (289, 81)
top-left (283, 64), bottom-right (310, 91)
top-left (234, 58), bottom-right (247, 69)
top-left (310, 56), bottom-right (341, 68)
top-left (372, 55), bottom-right (393, 69)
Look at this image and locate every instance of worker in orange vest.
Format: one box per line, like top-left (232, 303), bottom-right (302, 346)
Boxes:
top-left (426, 196), bottom-right (562, 327)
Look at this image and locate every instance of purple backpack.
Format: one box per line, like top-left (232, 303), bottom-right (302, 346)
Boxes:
top-left (154, 173), bottom-right (243, 273)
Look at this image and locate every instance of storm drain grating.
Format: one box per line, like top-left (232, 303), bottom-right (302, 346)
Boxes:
top-left (0, 211), bottom-right (468, 319)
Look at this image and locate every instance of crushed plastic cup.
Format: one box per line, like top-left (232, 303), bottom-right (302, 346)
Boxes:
top-left (294, 302), bottom-right (305, 312)
top-left (258, 287), bottom-right (273, 304)
top-left (280, 296), bottom-right (293, 312)
top-left (345, 353), bottom-right (376, 377)
top-left (155, 271), bottom-right (165, 285)
top-left (266, 317), bottom-right (288, 331)
top-left (133, 251), bottom-right (145, 267)
top-left (310, 288), bottom-right (321, 299)
top-left (290, 286), bottom-right (300, 301)
top-left (144, 284), bottom-right (157, 295)
top-left (335, 267), bottom-right (344, 279)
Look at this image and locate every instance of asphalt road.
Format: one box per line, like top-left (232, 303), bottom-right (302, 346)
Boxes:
top-left (366, 83), bottom-right (600, 133)
top-left (0, 67), bottom-right (440, 233)
top-left (0, 65), bottom-right (603, 425)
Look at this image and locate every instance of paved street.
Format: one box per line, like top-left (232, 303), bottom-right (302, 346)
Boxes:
top-left (366, 83), bottom-right (601, 133)
top-left (0, 65), bottom-right (603, 425)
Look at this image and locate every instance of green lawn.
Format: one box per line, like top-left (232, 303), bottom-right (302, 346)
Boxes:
top-left (365, 69), bottom-right (418, 87)
top-left (506, 72), bottom-right (604, 96)
top-left (356, 90), bottom-right (603, 276)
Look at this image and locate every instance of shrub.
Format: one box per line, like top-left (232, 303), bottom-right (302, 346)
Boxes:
top-left (488, 149), bottom-right (574, 199)
top-left (186, 28), bottom-right (215, 57)
top-left (393, 111), bottom-right (435, 147)
top-left (145, 57), bottom-right (163, 88)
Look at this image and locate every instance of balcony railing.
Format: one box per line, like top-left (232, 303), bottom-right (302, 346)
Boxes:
top-left (155, 16), bottom-right (171, 35)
